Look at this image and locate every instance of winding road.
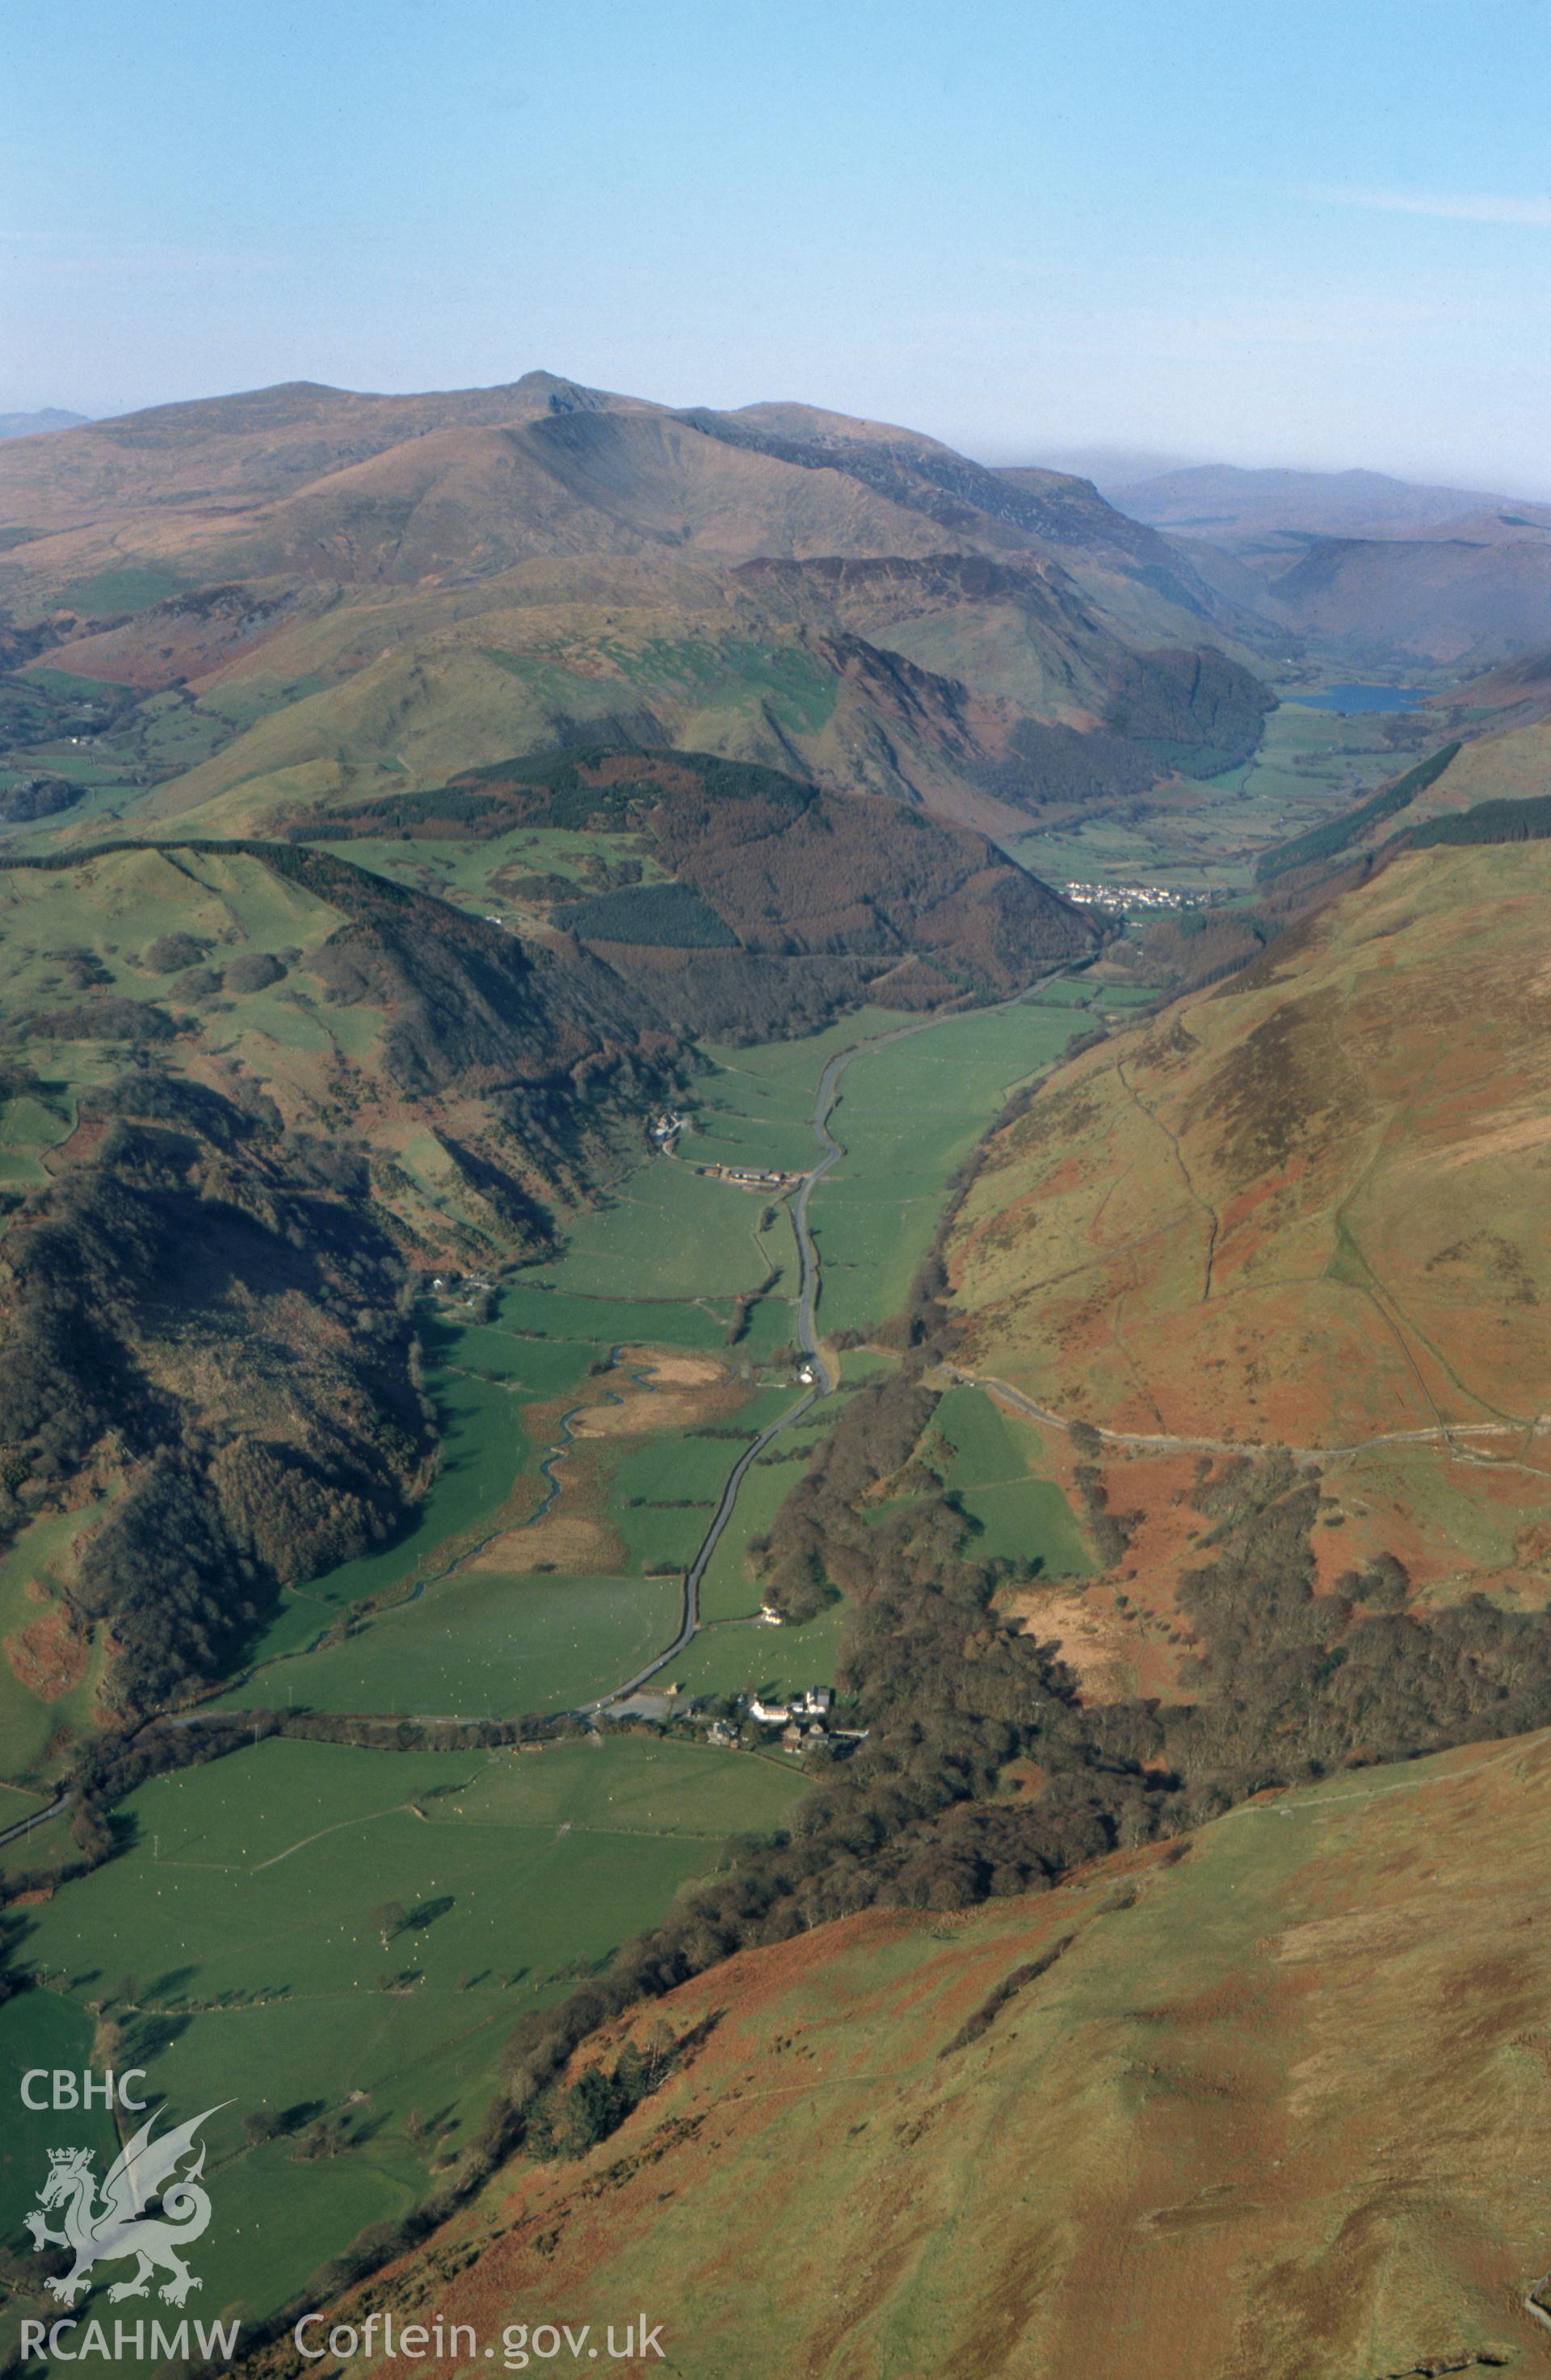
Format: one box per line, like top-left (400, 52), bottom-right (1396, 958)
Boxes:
top-left (3, 976), bottom-right (1078, 1821)
top-left (588, 979), bottom-right (1074, 1710)
top-left (602, 965), bottom-right (1551, 1721)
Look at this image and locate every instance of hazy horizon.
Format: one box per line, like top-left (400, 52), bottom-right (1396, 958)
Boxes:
top-left (2, 380), bottom-right (1530, 505)
top-left (8, 0), bottom-right (1551, 493)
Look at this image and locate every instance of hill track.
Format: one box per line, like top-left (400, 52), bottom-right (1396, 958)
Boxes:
top-left (949, 1364), bottom-right (1551, 1465)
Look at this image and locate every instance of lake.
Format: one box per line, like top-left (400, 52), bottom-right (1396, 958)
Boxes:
top-left (1296, 683), bottom-right (1433, 714)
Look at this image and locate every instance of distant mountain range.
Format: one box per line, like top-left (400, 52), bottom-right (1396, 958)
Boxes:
top-left (0, 407), bottom-right (90, 439)
top-left (1103, 461), bottom-right (1506, 541)
top-left (1089, 461), bottom-right (1551, 664)
top-left (1032, 451), bottom-right (1521, 538)
top-left (1033, 442), bottom-right (1200, 489)
top-left (1015, 451), bottom-right (1551, 663)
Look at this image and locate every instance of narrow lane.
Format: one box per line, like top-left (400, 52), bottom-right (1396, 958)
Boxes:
top-left (590, 977), bottom-right (1071, 1708)
top-left (0, 1793), bottom-right (68, 1850)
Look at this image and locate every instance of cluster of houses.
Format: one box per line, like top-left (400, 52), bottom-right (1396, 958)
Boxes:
top-left (695, 1162), bottom-right (805, 1193)
top-left (607, 1682), bottom-right (863, 1759)
top-left (749, 1685), bottom-right (833, 1724)
top-left (650, 1109), bottom-right (689, 1148)
top-left (1061, 878), bottom-right (1204, 913)
top-left (709, 1684), bottom-right (835, 1756)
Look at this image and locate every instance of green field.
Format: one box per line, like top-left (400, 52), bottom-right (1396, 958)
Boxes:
top-left (665, 1602), bottom-right (850, 1703)
top-left (1005, 696), bottom-right (1422, 896)
top-left (223, 1572), bottom-right (684, 1719)
top-left (930, 1385), bottom-right (1091, 1575)
top-left (57, 566), bottom-right (188, 615)
top-left (696, 1457), bottom-right (809, 1622)
top-left (494, 1282), bottom-right (735, 1347)
top-left (675, 998), bottom-right (1092, 1341)
top-left (2, 1736), bottom-right (805, 2322)
top-left (525, 1161), bottom-right (776, 1301)
top-left (306, 822), bottom-right (675, 940)
top-left (804, 1002), bottom-right (1089, 1335)
top-left (1, 966), bottom-right (1101, 2340)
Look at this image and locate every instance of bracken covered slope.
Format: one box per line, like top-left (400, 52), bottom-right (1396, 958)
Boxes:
top-left (283, 1726), bottom-right (1551, 2380)
top-left (941, 838), bottom-right (1551, 1630)
top-left (949, 842), bottom-right (1551, 1448)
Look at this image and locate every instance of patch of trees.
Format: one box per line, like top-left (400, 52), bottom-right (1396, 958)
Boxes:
top-left (959, 649), bottom-right (1269, 812)
top-left (1070, 1460), bottom-right (1134, 1568)
top-left (14, 997), bottom-right (175, 1043)
top-left (1118, 908), bottom-right (1272, 997)
top-left (599, 946), bottom-right (878, 1043)
top-left (524, 2018), bottom-right (703, 2161)
top-left (646, 762), bottom-right (1093, 985)
top-left (283, 788), bottom-right (539, 842)
top-left (223, 950), bottom-right (286, 993)
top-left (0, 1079), bottom-right (430, 1716)
top-left (555, 880), bottom-right (739, 950)
top-left (938, 1937), bottom-right (1076, 2058)
top-left (968, 718), bottom-right (1162, 809)
top-left (1398, 791), bottom-right (1551, 850)
top-left (1157, 1451), bottom-right (1551, 1786)
top-left (140, 931), bottom-right (211, 974)
top-left (1103, 644), bottom-right (1275, 777)
top-left (0, 774), bottom-right (80, 825)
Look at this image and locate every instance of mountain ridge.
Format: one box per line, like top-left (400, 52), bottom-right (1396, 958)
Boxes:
top-left (0, 376), bottom-right (1275, 841)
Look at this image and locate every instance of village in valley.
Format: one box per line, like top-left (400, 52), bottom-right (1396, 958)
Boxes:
top-left (1061, 878), bottom-right (1206, 913)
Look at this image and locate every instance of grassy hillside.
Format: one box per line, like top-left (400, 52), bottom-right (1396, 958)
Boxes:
top-left (946, 840), bottom-right (1551, 1625)
top-left (1260, 530), bottom-right (1551, 666)
top-left (274, 1725), bottom-right (1551, 2380)
top-left (0, 378), bottom-right (1273, 845)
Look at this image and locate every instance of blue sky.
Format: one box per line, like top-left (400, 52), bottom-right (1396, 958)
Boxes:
top-left (4, 0), bottom-right (1550, 485)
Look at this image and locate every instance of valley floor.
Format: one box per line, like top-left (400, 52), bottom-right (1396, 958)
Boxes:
top-left (0, 976), bottom-right (1109, 2335)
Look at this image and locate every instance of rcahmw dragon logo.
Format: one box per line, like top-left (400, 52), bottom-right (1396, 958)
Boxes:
top-left (24, 2103), bottom-right (229, 2307)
